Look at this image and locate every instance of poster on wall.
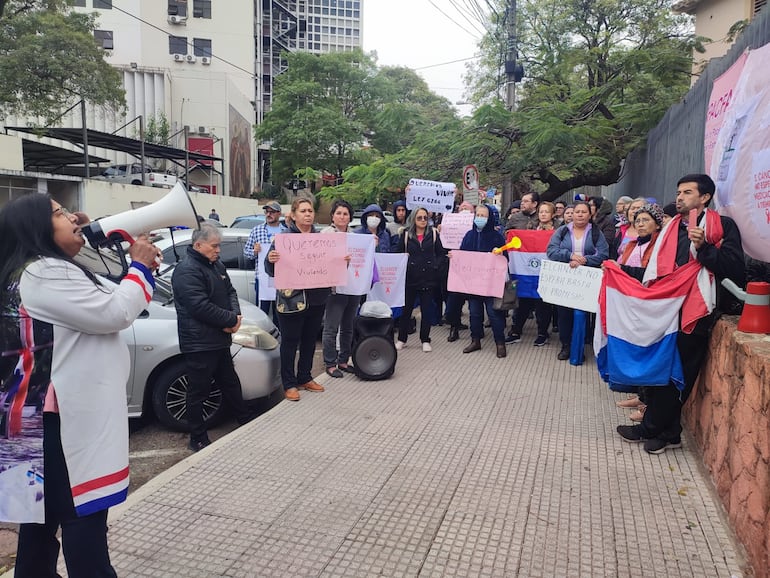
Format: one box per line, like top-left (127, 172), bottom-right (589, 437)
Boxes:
top-left (228, 105), bottom-right (252, 198)
top-left (704, 51), bottom-right (748, 173)
top-left (709, 43), bottom-right (770, 262)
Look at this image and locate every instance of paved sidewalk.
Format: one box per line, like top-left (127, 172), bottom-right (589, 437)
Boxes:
top-left (31, 325), bottom-right (754, 576)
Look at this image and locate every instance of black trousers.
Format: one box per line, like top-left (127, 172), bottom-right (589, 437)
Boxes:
top-left (512, 297), bottom-right (552, 337)
top-left (398, 287), bottom-right (434, 343)
top-left (16, 413), bottom-right (117, 578)
top-left (185, 348), bottom-right (250, 441)
top-left (639, 331), bottom-right (709, 442)
top-left (278, 304), bottom-right (326, 390)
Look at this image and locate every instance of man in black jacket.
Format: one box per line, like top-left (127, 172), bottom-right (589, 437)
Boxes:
top-left (172, 225), bottom-right (251, 451)
top-left (617, 174), bottom-right (745, 454)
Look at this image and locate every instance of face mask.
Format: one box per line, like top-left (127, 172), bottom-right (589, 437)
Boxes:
top-left (474, 217), bottom-right (488, 230)
top-left (366, 216), bottom-right (381, 229)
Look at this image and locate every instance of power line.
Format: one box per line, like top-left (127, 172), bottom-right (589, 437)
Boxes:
top-left (445, 0), bottom-right (487, 36)
top-left (425, 0), bottom-right (482, 39)
top-left (413, 55), bottom-right (481, 70)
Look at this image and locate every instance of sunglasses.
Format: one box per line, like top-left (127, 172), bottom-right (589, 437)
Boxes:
top-left (415, 216), bottom-right (428, 221)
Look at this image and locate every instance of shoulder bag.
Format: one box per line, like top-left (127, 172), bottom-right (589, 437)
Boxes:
top-left (275, 289), bottom-right (307, 314)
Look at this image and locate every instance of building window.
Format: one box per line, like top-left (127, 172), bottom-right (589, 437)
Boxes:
top-left (193, 38), bottom-right (212, 57)
top-left (168, 0), bottom-right (188, 17)
top-left (755, 0), bottom-right (767, 14)
top-left (94, 30), bottom-right (114, 50)
top-left (93, 0), bottom-right (112, 8)
top-left (73, 0), bottom-right (86, 6)
top-left (169, 36), bottom-right (188, 54)
top-left (193, 0), bottom-right (211, 18)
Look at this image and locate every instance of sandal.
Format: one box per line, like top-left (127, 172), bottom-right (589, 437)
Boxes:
top-left (338, 364), bottom-right (355, 374)
top-left (326, 367), bottom-right (343, 378)
top-left (629, 405), bottom-right (647, 422)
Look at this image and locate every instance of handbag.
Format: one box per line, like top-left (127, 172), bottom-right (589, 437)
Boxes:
top-left (493, 279), bottom-right (518, 311)
top-left (275, 289), bottom-right (307, 314)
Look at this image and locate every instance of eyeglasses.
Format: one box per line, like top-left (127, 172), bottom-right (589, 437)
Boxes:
top-left (264, 209), bottom-right (280, 214)
top-left (52, 206), bottom-right (72, 217)
top-left (634, 217), bottom-right (654, 224)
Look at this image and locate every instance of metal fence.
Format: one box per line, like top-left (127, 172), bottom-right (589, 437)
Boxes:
top-left (605, 6), bottom-right (770, 206)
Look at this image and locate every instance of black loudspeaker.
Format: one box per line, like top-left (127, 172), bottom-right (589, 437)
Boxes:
top-left (352, 315), bottom-right (397, 381)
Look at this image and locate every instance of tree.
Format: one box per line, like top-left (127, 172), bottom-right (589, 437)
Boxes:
top-left (0, 0), bottom-right (125, 124)
top-left (255, 49), bottom-right (384, 183)
top-left (464, 0), bottom-right (698, 199)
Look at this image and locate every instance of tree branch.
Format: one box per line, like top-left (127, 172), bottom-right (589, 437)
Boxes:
top-left (535, 164), bottom-right (622, 199)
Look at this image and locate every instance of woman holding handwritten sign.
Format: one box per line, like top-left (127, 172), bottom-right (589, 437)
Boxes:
top-left (265, 198), bottom-right (337, 402)
top-left (394, 207), bottom-right (446, 352)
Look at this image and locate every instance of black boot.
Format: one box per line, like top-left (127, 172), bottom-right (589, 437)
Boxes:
top-left (557, 344), bottom-right (570, 360)
top-left (463, 339), bottom-right (481, 354)
top-left (447, 326), bottom-right (459, 342)
top-left (496, 343), bottom-right (507, 358)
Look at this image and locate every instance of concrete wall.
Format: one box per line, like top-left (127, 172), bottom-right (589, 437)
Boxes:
top-left (82, 180), bottom-right (258, 224)
top-left (0, 135), bottom-right (24, 171)
top-left (683, 317), bottom-right (770, 577)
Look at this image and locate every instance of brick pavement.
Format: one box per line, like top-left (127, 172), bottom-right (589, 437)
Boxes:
top-left (8, 323), bottom-right (748, 577)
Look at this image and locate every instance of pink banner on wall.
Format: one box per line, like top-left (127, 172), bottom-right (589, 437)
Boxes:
top-left (447, 250), bottom-right (508, 298)
top-left (704, 51), bottom-right (748, 173)
top-left (273, 233), bottom-right (348, 290)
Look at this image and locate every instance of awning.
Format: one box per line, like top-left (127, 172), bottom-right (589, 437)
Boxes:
top-left (21, 139), bottom-right (110, 171)
top-left (6, 126), bottom-right (221, 164)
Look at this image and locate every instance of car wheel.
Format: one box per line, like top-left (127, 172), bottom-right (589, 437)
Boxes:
top-left (151, 361), bottom-right (225, 432)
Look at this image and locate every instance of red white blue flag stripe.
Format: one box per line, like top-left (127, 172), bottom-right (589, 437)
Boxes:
top-left (506, 230), bottom-right (554, 299)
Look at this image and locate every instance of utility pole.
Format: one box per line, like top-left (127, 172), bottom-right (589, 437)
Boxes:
top-left (501, 0), bottom-right (518, 213)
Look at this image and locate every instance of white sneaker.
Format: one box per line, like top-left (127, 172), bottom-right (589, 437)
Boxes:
top-left (395, 340), bottom-right (405, 350)
top-left (422, 342), bottom-right (432, 352)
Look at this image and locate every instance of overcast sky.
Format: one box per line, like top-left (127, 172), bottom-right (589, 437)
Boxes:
top-left (362, 0), bottom-right (488, 115)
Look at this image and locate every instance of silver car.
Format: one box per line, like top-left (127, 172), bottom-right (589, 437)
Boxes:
top-left (76, 248), bottom-right (281, 431)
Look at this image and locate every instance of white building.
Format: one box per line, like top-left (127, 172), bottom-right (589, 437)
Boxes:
top-left (6, 0), bottom-right (257, 197)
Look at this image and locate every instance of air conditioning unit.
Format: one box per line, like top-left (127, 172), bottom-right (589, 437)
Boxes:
top-left (186, 54), bottom-right (197, 63)
top-left (197, 126), bottom-right (207, 134)
top-left (168, 15), bottom-right (187, 24)
top-left (201, 56), bottom-right (211, 65)
top-left (173, 53), bottom-right (185, 62)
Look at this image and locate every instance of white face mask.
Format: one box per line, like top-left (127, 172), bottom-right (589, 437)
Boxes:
top-left (366, 216), bottom-right (381, 229)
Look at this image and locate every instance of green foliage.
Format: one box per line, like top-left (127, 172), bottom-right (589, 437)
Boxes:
top-left (462, 0), bottom-right (696, 198)
top-left (0, 0), bottom-right (125, 123)
top-left (144, 111), bottom-right (171, 144)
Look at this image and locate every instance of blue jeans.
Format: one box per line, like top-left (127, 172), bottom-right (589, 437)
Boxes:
top-left (469, 297), bottom-right (505, 343)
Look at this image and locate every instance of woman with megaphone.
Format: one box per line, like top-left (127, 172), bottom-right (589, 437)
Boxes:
top-left (0, 194), bottom-right (160, 577)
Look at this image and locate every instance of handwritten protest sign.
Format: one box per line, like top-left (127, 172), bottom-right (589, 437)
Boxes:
top-left (367, 254), bottom-right (407, 307)
top-left (273, 233), bottom-right (347, 290)
top-left (537, 259), bottom-right (602, 312)
top-left (439, 212), bottom-right (474, 249)
top-left (447, 250), bottom-right (508, 298)
top-left (406, 179), bottom-right (456, 214)
top-left (337, 233), bottom-right (375, 295)
top-left (257, 245), bottom-right (276, 301)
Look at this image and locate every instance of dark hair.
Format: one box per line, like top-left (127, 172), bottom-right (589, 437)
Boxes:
top-left (522, 191), bottom-right (540, 204)
top-left (573, 200), bottom-right (592, 212)
top-left (0, 194), bottom-right (100, 300)
top-left (329, 199), bottom-right (353, 219)
top-left (677, 174), bottom-right (715, 205)
top-left (662, 202), bottom-right (677, 218)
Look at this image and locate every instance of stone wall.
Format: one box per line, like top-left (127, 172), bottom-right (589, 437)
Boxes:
top-left (683, 317), bottom-right (770, 578)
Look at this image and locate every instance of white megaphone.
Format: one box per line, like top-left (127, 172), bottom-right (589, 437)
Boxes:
top-left (82, 182), bottom-right (199, 248)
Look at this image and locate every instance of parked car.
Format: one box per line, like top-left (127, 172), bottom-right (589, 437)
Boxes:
top-left (94, 163), bottom-right (178, 188)
top-left (73, 248), bottom-right (281, 431)
top-left (152, 228), bottom-right (258, 304)
top-left (230, 214), bottom-right (286, 229)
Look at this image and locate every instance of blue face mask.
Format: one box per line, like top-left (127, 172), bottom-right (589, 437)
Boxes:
top-left (474, 217), bottom-right (488, 230)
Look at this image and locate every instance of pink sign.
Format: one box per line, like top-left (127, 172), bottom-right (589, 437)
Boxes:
top-left (439, 212), bottom-right (474, 249)
top-left (704, 51), bottom-right (748, 172)
top-left (273, 233), bottom-right (348, 290)
top-left (447, 250), bottom-right (508, 298)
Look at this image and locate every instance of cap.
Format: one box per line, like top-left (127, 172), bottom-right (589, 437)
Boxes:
top-left (263, 201), bottom-right (281, 212)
